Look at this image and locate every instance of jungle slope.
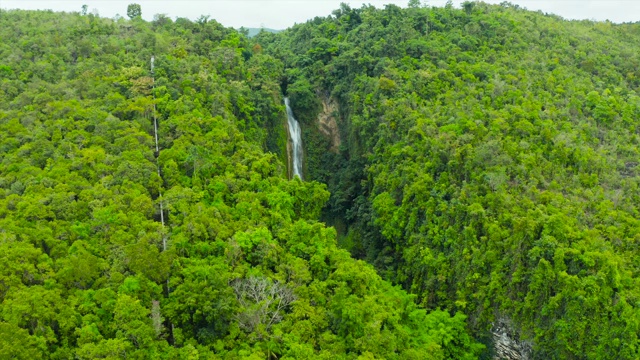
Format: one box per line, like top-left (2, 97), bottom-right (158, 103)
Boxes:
top-left (257, 2), bottom-right (640, 359)
top-left (0, 9), bottom-right (481, 359)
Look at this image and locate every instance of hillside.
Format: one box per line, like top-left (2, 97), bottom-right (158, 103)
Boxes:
top-left (243, 27), bottom-right (282, 38)
top-left (255, 2), bottom-right (640, 359)
top-left (2, 2), bottom-right (640, 359)
top-left (0, 8), bottom-right (481, 359)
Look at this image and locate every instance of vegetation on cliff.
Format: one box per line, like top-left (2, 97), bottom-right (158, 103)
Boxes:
top-left (257, 2), bottom-right (640, 358)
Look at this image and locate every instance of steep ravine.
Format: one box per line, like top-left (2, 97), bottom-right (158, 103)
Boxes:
top-left (292, 92), bottom-right (531, 360)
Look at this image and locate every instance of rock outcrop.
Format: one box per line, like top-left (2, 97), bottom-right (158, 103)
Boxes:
top-left (492, 317), bottom-right (532, 360)
top-left (317, 96), bottom-right (341, 153)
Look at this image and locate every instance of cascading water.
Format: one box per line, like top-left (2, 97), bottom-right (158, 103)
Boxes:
top-left (285, 97), bottom-right (303, 180)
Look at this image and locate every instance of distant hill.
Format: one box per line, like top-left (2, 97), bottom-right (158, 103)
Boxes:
top-left (244, 27), bottom-right (281, 37)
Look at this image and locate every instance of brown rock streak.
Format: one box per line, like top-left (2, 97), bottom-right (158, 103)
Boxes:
top-left (317, 96), bottom-right (341, 153)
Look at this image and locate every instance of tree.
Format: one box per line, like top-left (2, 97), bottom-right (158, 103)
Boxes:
top-left (81, 4), bottom-right (88, 16)
top-left (462, 1), bottom-right (475, 14)
top-left (232, 277), bottom-right (296, 340)
top-left (127, 3), bottom-right (142, 19)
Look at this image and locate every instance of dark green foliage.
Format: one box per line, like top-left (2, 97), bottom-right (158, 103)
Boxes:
top-left (127, 3), bottom-right (142, 19)
top-left (257, 2), bottom-right (640, 359)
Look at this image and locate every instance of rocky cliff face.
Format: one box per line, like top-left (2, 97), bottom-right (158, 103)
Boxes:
top-left (492, 318), bottom-right (532, 360)
top-left (317, 96), bottom-right (341, 153)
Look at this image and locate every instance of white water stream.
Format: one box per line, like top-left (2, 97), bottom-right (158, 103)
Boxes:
top-left (285, 97), bottom-right (303, 180)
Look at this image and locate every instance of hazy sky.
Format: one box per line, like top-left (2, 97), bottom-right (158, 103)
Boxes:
top-left (2, 1), bottom-right (638, 29)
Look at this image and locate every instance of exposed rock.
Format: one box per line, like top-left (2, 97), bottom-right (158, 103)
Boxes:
top-left (317, 95), bottom-right (341, 153)
top-left (491, 317), bottom-right (532, 360)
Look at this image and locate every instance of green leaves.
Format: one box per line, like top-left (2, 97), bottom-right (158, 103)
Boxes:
top-left (126, 4), bottom-right (142, 20)
top-left (259, 2), bottom-right (640, 358)
top-left (0, 322), bottom-right (47, 359)
top-left (0, 6), bottom-right (487, 359)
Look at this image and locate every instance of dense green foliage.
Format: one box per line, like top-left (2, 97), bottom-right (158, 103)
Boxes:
top-left (0, 7), bottom-right (483, 359)
top-left (258, 2), bottom-right (640, 358)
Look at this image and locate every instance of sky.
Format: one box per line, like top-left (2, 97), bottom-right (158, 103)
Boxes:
top-left (1, 0), bottom-right (638, 29)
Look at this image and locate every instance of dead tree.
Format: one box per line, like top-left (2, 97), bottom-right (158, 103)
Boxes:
top-left (232, 276), bottom-right (296, 340)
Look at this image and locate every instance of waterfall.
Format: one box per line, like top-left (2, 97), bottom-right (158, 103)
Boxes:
top-left (285, 97), bottom-right (303, 180)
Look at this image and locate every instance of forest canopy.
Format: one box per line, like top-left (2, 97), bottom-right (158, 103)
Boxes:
top-left (256, 1), bottom-right (640, 359)
top-left (2, 1), bottom-right (640, 359)
top-left (0, 5), bottom-right (481, 360)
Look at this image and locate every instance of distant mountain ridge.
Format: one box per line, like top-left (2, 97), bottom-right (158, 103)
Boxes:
top-left (242, 27), bottom-right (281, 37)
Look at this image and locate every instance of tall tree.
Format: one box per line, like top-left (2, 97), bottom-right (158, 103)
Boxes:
top-left (127, 3), bottom-right (142, 19)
